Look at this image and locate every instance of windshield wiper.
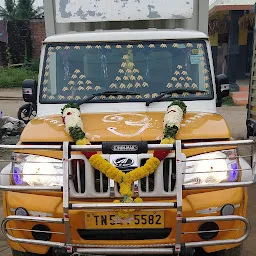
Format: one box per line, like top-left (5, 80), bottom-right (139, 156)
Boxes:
top-left (78, 90), bottom-right (141, 105)
top-left (146, 89), bottom-right (208, 106)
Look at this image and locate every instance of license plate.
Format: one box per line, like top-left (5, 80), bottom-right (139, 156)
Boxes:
top-left (85, 211), bottom-right (165, 229)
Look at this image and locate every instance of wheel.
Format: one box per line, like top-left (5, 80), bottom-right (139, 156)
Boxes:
top-left (194, 245), bottom-right (243, 256)
top-left (17, 103), bottom-right (37, 124)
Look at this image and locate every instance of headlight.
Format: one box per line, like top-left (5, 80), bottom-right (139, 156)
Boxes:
top-left (184, 150), bottom-right (239, 185)
top-left (12, 154), bottom-right (63, 187)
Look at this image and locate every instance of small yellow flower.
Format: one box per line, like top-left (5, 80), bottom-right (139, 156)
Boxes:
top-left (161, 138), bottom-right (175, 144)
top-left (86, 80), bottom-right (92, 85)
top-left (135, 82), bottom-right (141, 88)
top-left (127, 83), bottom-right (133, 89)
top-left (110, 83), bottom-right (117, 88)
top-left (86, 86), bottom-right (93, 90)
top-left (76, 138), bottom-right (90, 145)
top-left (95, 86), bottom-right (101, 91)
top-left (78, 86), bottom-right (84, 91)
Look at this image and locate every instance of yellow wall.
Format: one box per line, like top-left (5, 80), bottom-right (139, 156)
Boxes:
top-left (209, 33), bottom-right (218, 47)
top-left (239, 26), bottom-right (248, 46)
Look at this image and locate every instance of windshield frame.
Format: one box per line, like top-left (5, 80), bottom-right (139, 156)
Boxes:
top-left (39, 39), bottom-right (214, 104)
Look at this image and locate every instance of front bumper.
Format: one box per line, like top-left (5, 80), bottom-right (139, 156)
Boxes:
top-left (3, 187), bottom-right (248, 255)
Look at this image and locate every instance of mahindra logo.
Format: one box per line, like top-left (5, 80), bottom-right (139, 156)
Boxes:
top-left (112, 145), bottom-right (139, 152)
top-left (113, 157), bottom-right (134, 168)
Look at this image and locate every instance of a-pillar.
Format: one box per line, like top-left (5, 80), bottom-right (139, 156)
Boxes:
top-left (227, 10), bottom-right (244, 88)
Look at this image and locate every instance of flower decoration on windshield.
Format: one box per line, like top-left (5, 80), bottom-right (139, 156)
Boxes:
top-left (160, 43), bottom-right (167, 48)
top-left (61, 100), bottom-right (187, 218)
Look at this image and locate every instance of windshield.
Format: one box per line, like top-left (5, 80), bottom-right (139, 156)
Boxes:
top-left (40, 40), bottom-right (213, 103)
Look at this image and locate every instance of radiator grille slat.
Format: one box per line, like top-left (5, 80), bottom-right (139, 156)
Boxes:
top-left (70, 156), bottom-right (176, 198)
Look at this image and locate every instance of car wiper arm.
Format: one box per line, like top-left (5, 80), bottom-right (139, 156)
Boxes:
top-left (146, 89), bottom-right (208, 106)
top-left (79, 90), bottom-right (141, 105)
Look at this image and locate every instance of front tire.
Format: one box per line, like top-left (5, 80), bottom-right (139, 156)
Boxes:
top-left (194, 245), bottom-right (243, 256)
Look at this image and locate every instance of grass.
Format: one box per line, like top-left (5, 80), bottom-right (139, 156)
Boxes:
top-left (222, 95), bottom-right (236, 106)
top-left (0, 67), bottom-right (38, 88)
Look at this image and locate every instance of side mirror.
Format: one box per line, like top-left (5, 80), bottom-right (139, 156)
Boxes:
top-left (215, 74), bottom-right (230, 107)
top-left (22, 79), bottom-right (37, 103)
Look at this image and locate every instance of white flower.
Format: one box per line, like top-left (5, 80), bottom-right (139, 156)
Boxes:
top-left (163, 105), bottom-right (184, 129)
top-left (62, 108), bottom-right (83, 133)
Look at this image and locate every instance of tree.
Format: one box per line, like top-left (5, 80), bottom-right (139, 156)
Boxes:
top-left (16, 0), bottom-right (44, 20)
top-left (0, 0), bottom-right (44, 20)
top-left (0, 0), bottom-right (17, 20)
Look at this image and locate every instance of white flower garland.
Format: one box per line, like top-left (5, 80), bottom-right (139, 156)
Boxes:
top-left (163, 105), bottom-right (184, 129)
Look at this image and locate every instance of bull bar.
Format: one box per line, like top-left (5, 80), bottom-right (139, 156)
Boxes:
top-left (0, 139), bottom-right (255, 255)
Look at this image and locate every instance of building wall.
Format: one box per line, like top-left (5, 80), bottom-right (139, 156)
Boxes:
top-left (29, 19), bottom-right (46, 60)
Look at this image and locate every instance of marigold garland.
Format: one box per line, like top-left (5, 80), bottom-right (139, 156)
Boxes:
top-left (61, 100), bottom-right (187, 218)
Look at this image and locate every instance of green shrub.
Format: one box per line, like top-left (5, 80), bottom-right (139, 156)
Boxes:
top-left (24, 59), bottom-right (40, 72)
top-left (222, 95), bottom-right (236, 106)
top-left (0, 67), bottom-right (38, 88)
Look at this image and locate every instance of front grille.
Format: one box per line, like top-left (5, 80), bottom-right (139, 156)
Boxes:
top-left (77, 228), bottom-right (172, 240)
top-left (71, 159), bottom-right (86, 193)
top-left (94, 169), bottom-right (109, 193)
top-left (70, 155), bottom-right (177, 198)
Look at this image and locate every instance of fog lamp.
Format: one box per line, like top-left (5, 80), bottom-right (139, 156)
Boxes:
top-left (221, 204), bottom-right (235, 216)
top-left (15, 207), bottom-right (29, 216)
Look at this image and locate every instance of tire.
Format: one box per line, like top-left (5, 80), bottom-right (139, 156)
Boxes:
top-left (17, 103), bottom-right (37, 124)
top-left (194, 245), bottom-right (243, 256)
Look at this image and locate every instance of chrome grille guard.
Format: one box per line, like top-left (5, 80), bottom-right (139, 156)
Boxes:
top-left (0, 139), bottom-right (255, 255)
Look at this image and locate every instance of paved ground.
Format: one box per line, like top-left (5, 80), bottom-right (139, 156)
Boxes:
top-left (0, 93), bottom-right (255, 255)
